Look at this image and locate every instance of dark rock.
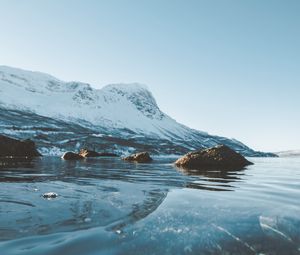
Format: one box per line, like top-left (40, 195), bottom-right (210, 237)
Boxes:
top-left (123, 152), bottom-right (153, 163)
top-left (78, 149), bottom-right (119, 157)
top-left (61, 152), bottom-right (83, 160)
top-left (175, 145), bottom-right (253, 170)
top-left (0, 135), bottom-right (41, 157)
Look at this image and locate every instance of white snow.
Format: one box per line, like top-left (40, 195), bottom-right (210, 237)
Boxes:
top-left (38, 146), bottom-right (65, 156)
top-left (0, 66), bottom-right (194, 140)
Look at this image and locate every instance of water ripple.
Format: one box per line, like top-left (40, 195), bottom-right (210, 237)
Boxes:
top-left (0, 156), bottom-right (299, 254)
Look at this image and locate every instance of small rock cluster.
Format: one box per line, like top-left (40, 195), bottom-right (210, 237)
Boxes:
top-left (0, 135), bottom-right (254, 171)
top-left (61, 149), bottom-right (118, 160)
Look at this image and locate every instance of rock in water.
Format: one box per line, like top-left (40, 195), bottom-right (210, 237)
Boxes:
top-left (61, 152), bottom-right (83, 160)
top-left (79, 149), bottom-right (100, 157)
top-left (0, 135), bottom-right (41, 157)
top-left (175, 145), bottom-right (253, 170)
top-left (123, 152), bottom-right (153, 163)
top-left (78, 149), bottom-right (119, 157)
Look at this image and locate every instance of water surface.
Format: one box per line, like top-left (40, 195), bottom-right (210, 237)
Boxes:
top-left (0, 156), bottom-right (299, 254)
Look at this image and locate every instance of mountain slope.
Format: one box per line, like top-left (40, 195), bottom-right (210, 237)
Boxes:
top-left (0, 66), bottom-right (188, 137)
top-left (0, 66), bottom-right (275, 157)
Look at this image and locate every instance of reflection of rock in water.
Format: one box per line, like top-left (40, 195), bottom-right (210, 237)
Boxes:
top-left (177, 167), bottom-right (246, 191)
top-left (0, 158), bottom-right (38, 183)
top-left (0, 157), bottom-right (35, 168)
top-left (181, 168), bottom-right (245, 181)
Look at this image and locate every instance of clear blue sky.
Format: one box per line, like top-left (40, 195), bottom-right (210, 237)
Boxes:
top-left (0, 0), bottom-right (299, 152)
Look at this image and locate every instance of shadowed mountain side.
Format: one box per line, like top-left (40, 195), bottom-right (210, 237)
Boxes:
top-left (0, 107), bottom-right (276, 157)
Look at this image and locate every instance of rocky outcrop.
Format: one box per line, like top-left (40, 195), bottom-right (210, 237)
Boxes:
top-left (123, 152), bottom-right (153, 163)
top-left (61, 152), bottom-right (83, 160)
top-left (0, 135), bottom-right (41, 157)
top-left (175, 145), bottom-right (253, 170)
top-left (62, 149), bottom-right (118, 160)
top-left (79, 149), bottom-right (118, 157)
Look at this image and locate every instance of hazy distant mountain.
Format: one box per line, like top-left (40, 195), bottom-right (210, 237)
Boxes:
top-left (276, 150), bottom-right (300, 157)
top-left (0, 66), bottom-right (276, 157)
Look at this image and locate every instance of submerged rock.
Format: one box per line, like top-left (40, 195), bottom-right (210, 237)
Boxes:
top-left (0, 135), bottom-right (41, 157)
top-left (175, 145), bottom-right (253, 170)
top-left (61, 152), bottom-right (83, 160)
top-left (123, 152), bottom-right (153, 163)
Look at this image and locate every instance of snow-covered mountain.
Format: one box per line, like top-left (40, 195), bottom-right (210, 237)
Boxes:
top-left (0, 66), bottom-right (275, 156)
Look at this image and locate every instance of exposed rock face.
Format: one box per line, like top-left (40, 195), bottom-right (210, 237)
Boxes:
top-left (61, 152), bottom-right (83, 160)
top-left (123, 152), bottom-right (153, 163)
top-left (175, 145), bottom-right (253, 170)
top-left (0, 135), bottom-right (41, 157)
top-left (79, 149), bottom-right (119, 157)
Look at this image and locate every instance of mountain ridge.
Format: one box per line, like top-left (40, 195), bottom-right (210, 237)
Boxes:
top-left (0, 66), bottom-right (276, 157)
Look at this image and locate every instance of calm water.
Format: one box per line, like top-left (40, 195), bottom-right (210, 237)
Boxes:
top-left (0, 156), bottom-right (299, 255)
